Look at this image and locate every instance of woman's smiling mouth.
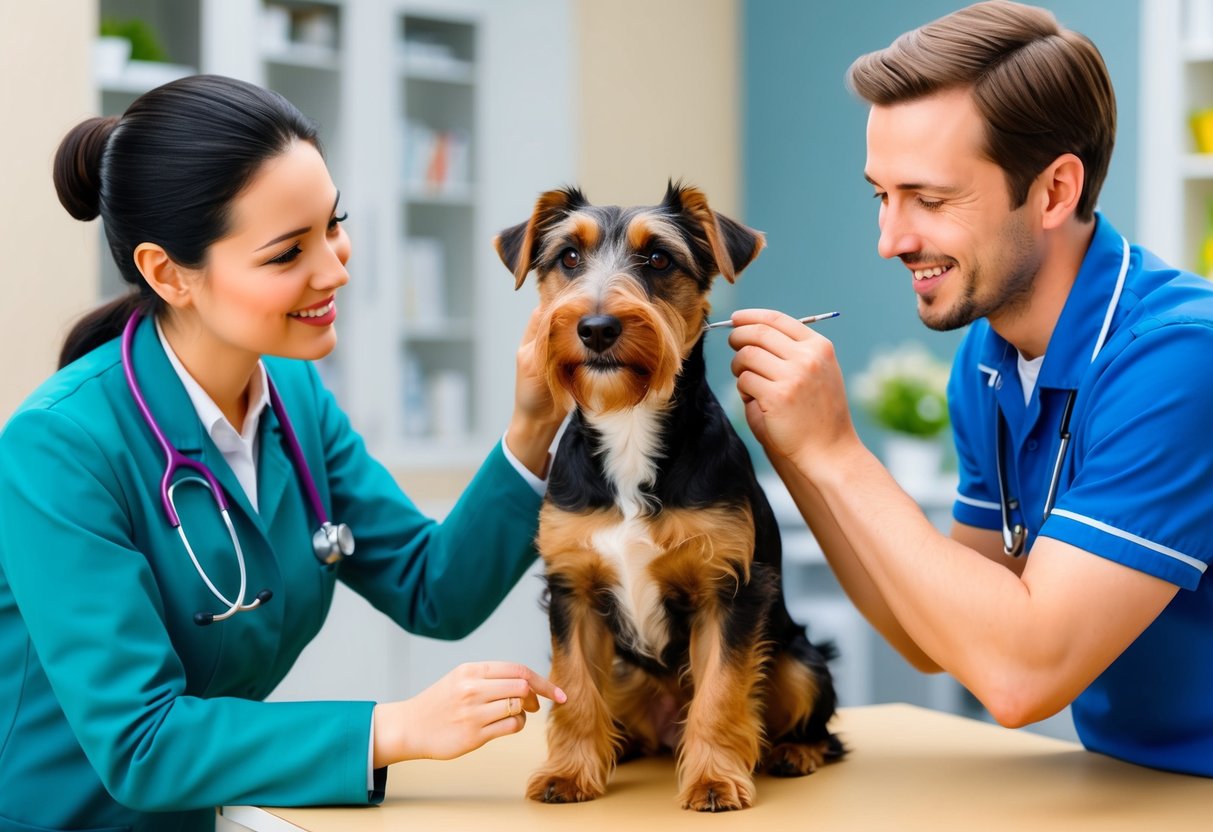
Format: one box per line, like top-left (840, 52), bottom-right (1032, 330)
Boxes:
top-left (289, 297), bottom-right (336, 324)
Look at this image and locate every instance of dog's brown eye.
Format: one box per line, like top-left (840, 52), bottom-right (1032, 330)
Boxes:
top-left (648, 250), bottom-right (671, 271)
top-left (560, 248), bottom-right (580, 270)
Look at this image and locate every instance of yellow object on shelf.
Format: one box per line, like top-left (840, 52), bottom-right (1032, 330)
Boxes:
top-left (1199, 199), bottom-right (1213, 280)
top-left (1191, 108), bottom-right (1213, 153)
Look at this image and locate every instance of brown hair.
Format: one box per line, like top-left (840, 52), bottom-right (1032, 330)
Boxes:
top-left (846, 0), bottom-right (1115, 222)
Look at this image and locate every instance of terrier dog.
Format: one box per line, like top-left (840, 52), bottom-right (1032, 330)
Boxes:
top-left (494, 183), bottom-right (843, 811)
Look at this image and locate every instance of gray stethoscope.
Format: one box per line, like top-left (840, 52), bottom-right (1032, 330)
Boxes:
top-left (122, 311), bottom-right (355, 625)
top-left (994, 234), bottom-right (1129, 558)
top-left (994, 389), bottom-right (1076, 557)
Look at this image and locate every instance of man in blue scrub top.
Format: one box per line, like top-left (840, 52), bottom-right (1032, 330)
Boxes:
top-left (726, 0), bottom-right (1213, 777)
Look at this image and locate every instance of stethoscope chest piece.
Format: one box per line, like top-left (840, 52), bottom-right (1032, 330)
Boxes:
top-left (313, 521), bottom-right (355, 565)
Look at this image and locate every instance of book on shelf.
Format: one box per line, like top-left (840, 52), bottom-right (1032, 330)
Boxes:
top-left (403, 121), bottom-right (471, 196)
top-left (402, 237), bottom-right (446, 323)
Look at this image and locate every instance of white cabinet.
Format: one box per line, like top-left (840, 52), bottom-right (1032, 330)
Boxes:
top-left (91, 0), bottom-right (572, 702)
top-left (93, 0), bottom-right (575, 472)
top-left (1140, 0), bottom-right (1213, 276)
top-left (391, 14), bottom-right (482, 454)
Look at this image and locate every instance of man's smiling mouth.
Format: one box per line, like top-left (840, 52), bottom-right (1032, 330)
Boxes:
top-left (913, 266), bottom-right (951, 281)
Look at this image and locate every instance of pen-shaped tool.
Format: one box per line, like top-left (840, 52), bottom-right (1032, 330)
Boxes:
top-left (704, 311), bottom-right (841, 330)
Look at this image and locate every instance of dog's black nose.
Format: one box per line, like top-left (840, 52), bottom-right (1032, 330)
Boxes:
top-left (577, 314), bottom-right (622, 354)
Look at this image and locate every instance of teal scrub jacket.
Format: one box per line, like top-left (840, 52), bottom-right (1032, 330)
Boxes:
top-left (0, 316), bottom-right (543, 831)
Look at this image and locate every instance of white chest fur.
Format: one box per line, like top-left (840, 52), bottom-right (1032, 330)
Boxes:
top-left (586, 404), bottom-right (664, 518)
top-left (591, 517), bottom-right (668, 658)
top-left (585, 404), bottom-right (668, 657)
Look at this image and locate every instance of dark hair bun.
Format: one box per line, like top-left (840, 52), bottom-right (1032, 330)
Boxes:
top-left (53, 116), bottom-right (119, 221)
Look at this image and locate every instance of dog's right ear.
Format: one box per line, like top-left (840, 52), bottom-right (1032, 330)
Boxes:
top-left (661, 181), bottom-right (765, 284)
top-left (494, 187), bottom-right (588, 290)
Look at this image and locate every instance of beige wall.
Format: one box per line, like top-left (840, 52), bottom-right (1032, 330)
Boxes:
top-left (0, 2), bottom-right (479, 496)
top-left (574, 0), bottom-right (740, 215)
top-left (0, 1), bottom-right (98, 421)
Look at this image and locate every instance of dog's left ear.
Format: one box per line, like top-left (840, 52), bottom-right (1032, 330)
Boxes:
top-left (494, 186), bottom-right (589, 290)
top-left (662, 181), bottom-right (766, 284)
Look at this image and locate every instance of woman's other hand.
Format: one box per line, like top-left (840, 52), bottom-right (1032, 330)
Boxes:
top-left (373, 661), bottom-right (567, 765)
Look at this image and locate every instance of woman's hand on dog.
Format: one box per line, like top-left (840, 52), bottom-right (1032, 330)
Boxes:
top-left (372, 661), bottom-right (567, 765)
top-left (727, 308), bottom-right (863, 477)
top-left (507, 306), bottom-right (568, 478)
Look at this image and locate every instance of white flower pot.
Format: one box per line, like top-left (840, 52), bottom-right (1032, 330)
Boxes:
top-left (93, 36), bottom-right (132, 83)
top-left (883, 435), bottom-right (944, 497)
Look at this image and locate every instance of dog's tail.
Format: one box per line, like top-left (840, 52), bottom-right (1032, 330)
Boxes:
top-left (812, 636), bottom-right (840, 664)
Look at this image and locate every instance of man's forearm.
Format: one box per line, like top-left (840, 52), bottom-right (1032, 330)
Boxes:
top-left (798, 441), bottom-right (1043, 695)
top-left (769, 449), bottom-right (940, 671)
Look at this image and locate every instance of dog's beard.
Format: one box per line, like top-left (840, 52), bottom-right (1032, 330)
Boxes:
top-left (544, 321), bottom-right (679, 415)
top-left (559, 360), bottom-right (654, 413)
top-left (537, 283), bottom-right (687, 414)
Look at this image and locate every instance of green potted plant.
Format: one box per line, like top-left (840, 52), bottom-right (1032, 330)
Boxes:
top-left (853, 342), bottom-right (951, 492)
top-left (100, 17), bottom-right (168, 64)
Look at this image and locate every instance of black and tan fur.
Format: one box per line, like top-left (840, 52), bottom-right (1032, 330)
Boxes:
top-left (495, 183), bottom-right (843, 811)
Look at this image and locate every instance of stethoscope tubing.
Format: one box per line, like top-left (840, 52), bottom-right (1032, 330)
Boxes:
top-left (120, 310), bottom-right (351, 624)
top-left (995, 411), bottom-right (1025, 557)
top-left (121, 310), bottom-right (331, 526)
top-left (122, 315), bottom-right (231, 523)
top-left (1041, 390), bottom-right (1077, 520)
top-left (170, 477), bottom-right (258, 622)
top-left (995, 235), bottom-right (1130, 557)
top-left (267, 380), bottom-right (330, 526)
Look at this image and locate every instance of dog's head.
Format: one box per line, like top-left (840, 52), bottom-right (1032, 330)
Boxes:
top-left (494, 182), bottom-right (765, 414)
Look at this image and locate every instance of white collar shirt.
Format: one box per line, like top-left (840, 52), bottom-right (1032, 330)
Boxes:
top-left (1016, 351), bottom-right (1045, 405)
top-left (155, 319), bottom-right (271, 513)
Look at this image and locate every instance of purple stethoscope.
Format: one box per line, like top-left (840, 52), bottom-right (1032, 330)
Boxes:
top-left (121, 310), bottom-right (354, 626)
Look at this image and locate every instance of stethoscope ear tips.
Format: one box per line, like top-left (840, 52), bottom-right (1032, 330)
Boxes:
top-left (194, 589), bottom-right (273, 626)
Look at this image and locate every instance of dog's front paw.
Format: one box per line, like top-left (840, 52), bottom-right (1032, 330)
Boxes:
top-left (679, 776), bottom-right (754, 812)
top-left (763, 740), bottom-right (832, 776)
top-left (526, 768), bottom-right (606, 803)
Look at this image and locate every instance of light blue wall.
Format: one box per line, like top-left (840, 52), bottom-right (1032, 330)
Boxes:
top-left (731, 0), bottom-right (1139, 450)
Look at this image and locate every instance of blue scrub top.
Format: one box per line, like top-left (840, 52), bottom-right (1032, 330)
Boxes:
top-left (948, 215), bottom-right (1213, 776)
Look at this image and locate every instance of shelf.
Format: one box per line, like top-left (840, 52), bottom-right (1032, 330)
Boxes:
top-left (87, 0), bottom-right (568, 479)
top-left (1184, 40), bottom-right (1213, 61)
top-left (399, 55), bottom-right (475, 84)
top-left (1144, 1), bottom-right (1213, 271)
top-left (1182, 152), bottom-right (1213, 178)
top-left (262, 44), bottom-right (341, 71)
top-left (97, 61), bottom-right (195, 95)
top-left (402, 183), bottom-right (476, 206)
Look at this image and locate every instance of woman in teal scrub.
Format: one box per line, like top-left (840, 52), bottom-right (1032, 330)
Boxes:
top-left (0, 74), bottom-right (566, 832)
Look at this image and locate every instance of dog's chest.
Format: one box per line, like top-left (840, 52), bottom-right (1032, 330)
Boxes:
top-left (587, 406), bottom-right (670, 657)
top-left (590, 517), bottom-right (670, 659)
top-left (589, 407), bottom-right (663, 517)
